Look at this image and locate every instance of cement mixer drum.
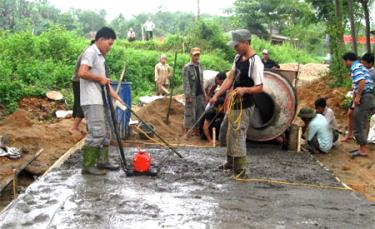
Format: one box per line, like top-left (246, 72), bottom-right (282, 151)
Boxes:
top-left (247, 70), bottom-right (297, 142)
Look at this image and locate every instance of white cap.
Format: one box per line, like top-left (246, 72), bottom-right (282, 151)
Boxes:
top-left (262, 49), bottom-right (269, 54)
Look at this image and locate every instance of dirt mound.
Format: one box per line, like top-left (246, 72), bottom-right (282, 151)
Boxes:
top-left (0, 109), bottom-right (32, 128)
top-left (281, 63), bottom-right (329, 85)
top-left (19, 97), bottom-right (67, 123)
top-left (136, 98), bottom-right (184, 139)
top-left (297, 77), bottom-right (348, 127)
top-left (0, 106), bottom-right (85, 176)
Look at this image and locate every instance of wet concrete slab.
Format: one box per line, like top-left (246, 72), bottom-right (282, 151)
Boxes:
top-left (1, 147), bottom-right (375, 228)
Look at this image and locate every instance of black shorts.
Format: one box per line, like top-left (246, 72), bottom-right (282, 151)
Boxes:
top-left (72, 81), bottom-right (84, 118)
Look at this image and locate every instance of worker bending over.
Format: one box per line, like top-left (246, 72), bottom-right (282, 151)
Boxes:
top-left (299, 108), bottom-right (333, 154)
top-left (210, 29), bottom-right (264, 178)
top-left (200, 96), bottom-right (226, 143)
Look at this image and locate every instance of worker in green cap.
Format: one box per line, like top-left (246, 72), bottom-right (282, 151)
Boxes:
top-left (209, 29), bottom-right (264, 178)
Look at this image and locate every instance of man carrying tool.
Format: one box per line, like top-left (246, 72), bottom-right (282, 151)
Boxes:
top-left (183, 47), bottom-right (208, 137)
top-left (209, 29), bottom-right (264, 178)
top-left (78, 27), bottom-right (124, 175)
top-left (155, 54), bottom-right (172, 96)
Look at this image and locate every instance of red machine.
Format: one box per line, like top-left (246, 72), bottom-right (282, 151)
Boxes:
top-left (126, 148), bottom-right (157, 176)
top-left (133, 149), bottom-right (151, 173)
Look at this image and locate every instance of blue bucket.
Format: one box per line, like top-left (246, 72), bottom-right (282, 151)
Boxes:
top-left (111, 81), bottom-right (132, 139)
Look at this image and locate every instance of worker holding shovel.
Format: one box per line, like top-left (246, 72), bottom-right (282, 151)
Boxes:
top-left (209, 29), bottom-right (264, 179)
top-left (78, 27), bottom-right (124, 175)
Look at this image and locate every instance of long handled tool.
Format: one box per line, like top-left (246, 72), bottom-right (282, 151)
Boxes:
top-left (103, 84), bottom-right (128, 172)
top-left (182, 104), bottom-right (212, 138)
top-left (115, 63), bottom-right (127, 94)
top-left (165, 52), bottom-right (178, 123)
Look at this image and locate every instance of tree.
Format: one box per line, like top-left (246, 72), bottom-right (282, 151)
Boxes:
top-left (359, 0), bottom-right (372, 53)
top-left (232, 0), bottom-right (315, 39)
top-left (110, 14), bottom-right (128, 39)
top-left (308, 0), bottom-right (346, 85)
top-left (347, 0), bottom-right (358, 54)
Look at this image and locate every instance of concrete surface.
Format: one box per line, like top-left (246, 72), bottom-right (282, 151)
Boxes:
top-left (1, 147), bottom-right (375, 229)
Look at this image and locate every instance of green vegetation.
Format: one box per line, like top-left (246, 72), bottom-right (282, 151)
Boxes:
top-left (0, 24), bottom-right (318, 114)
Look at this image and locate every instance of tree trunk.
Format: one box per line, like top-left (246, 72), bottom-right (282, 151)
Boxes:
top-left (347, 0), bottom-right (358, 54)
top-left (196, 0), bottom-right (200, 21)
top-left (360, 0), bottom-right (371, 53)
top-left (334, 0), bottom-right (344, 49)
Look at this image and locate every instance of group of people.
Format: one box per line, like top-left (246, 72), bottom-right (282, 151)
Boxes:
top-left (127, 17), bottom-right (155, 42)
top-left (299, 52), bottom-right (374, 157)
top-left (70, 24), bottom-right (373, 178)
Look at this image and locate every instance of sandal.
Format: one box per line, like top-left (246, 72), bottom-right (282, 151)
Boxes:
top-left (351, 150), bottom-right (368, 159)
top-left (341, 135), bottom-right (353, 142)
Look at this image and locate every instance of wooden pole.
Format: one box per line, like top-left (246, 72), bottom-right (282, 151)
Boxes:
top-left (297, 126), bottom-right (302, 153)
top-left (212, 128), bottom-right (216, 147)
top-left (12, 169), bottom-right (17, 199)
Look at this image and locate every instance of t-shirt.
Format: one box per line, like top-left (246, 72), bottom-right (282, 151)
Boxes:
top-left (79, 44), bottom-right (107, 106)
top-left (203, 70), bottom-right (218, 91)
top-left (144, 21), bottom-right (155, 31)
top-left (262, 59), bottom-right (280, 69)
top-left (232, 54), bottom-right (264, 109)
top-left (199, 108), bottom-right (225, 140)
top-left (323, 107), bottom-right (338, 129)
top-left (195, 65), bottom-right (203, 96)
top-left (72, 46), bottom-right (90, 82)
top-left (350, 60), bottom-right (374, 94)
top-left (306, 114), bottom-right (333, 153)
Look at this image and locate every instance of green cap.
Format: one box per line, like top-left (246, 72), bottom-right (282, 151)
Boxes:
top-left (298, 107), bottom-right (316, 119)
top-left (227, 29), bottom-right (252, 47)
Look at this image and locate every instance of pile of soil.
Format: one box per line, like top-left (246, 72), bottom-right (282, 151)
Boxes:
top-left (280, 63), bottom-right (330, 85)
top-left (134, 98), bottom-right (208, 146)
top-left (136, 98), bottom-right (184, 139)
top-left (297, 76), bottom-right (348, 127)
top-left (0, 109), bottom-right (85, 176)
top-left (19, 97), bottom-right (67, 123)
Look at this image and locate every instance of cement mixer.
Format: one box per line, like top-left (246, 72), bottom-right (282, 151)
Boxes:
top-left (247, 69), bottom-right (298, 143)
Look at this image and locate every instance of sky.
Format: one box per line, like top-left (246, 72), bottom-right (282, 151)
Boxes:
top-left (48, 0), bottom-right (236, 21)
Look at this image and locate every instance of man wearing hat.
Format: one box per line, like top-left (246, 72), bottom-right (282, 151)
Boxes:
top-left (299, 107), bottom-right (333, 154)
top-left (209, 29), bottom-right (264, 178)
top-left (261, 49), bottom-right (280, 69)
top-left (182, 47), bottom-right (207, 136)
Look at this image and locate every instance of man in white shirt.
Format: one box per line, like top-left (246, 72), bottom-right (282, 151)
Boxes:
top-left (315, 98), bottom-right (339, 143)
top-left (204, 71), bottom-right (227, 98)
top-left (144, 17), bottom-right (155, 41)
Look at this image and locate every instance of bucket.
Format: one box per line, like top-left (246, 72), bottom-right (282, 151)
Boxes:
top-left (111, 81), bottom-right (132, 139)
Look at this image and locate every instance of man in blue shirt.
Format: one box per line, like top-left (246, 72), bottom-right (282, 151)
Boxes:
top-left (299, 108), bottom-right (333, 154)
top-left (343, 52), bottom-right (374, 158)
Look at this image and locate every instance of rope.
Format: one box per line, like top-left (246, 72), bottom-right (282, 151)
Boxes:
top-left (136, 125), bottom-right (165, 146)
top-left (232, 176), bottom-right (352, 191)
top-left (226, 91), bottom-right (243, 132)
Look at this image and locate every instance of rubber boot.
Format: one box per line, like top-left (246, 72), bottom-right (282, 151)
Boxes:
top-left (218, 156), bottom-right (233, 170)
top-left (81, 145), bottom-right (107, 176)
top-left (233, 156), bottom-right (248, 179)
top-left (97, 146), bottom-right (120, 171)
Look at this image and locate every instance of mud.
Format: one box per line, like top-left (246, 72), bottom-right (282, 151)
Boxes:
top-left (1, 146), bottom-right (375, 228)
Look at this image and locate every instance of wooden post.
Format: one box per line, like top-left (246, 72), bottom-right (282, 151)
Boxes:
top-left (212, 128), bottom-right (216, 147)
top-left (12, 169), bottom-right (17, 199)
top-left (297, 126), bottom-right (302, 153)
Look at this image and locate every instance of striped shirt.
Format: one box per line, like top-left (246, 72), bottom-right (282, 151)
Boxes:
top-left (350, 60), bottom-right (373, 93)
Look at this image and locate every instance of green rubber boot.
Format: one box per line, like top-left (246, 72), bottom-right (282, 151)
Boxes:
top-left (233, 156), bottom-right (248, 179)
top-left (218, 156), bottom-right (233, 170)
top-left (81, 145), bottom-right (107, 176)
top-left (97, 146), bottom-right (120, 171)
